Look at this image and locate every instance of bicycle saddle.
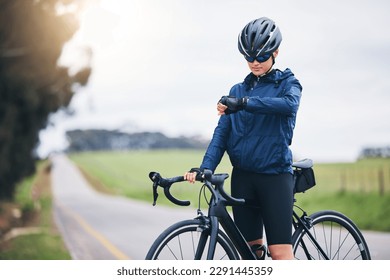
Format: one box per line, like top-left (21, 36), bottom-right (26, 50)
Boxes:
top-left (292, 158), bottom-right (313, 169)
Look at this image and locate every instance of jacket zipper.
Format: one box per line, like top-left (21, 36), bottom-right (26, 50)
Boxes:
top-left (240, 83), bottom-right (255, 168)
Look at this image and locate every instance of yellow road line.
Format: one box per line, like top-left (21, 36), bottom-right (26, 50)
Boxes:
top-left (57, 202), bottom-right (131, 260)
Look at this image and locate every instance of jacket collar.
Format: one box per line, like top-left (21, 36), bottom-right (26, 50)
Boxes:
top-left (243, 68), bottom-right (293, 89)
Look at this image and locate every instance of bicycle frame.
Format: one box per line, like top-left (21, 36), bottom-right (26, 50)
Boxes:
top-left (202, 179), bottom-right (334, 260)
top-left (206, 192), bottom-right (331, 260)
top-left (148, 168), bottom-right (370, 260)
top-left (205, 186), bottom-right (257, 260)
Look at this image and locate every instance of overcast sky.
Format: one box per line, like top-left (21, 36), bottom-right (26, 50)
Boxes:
top-left (38, 0), bottom-right (390, 162)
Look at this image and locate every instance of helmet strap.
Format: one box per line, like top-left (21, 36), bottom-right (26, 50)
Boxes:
top-left (258, 55), bottom-right (275, 77)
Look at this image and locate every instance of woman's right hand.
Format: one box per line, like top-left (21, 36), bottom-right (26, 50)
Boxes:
top-left (217, 102), bottom-right (228, 115)
top-left (184, 171), bottom-right (197, 184)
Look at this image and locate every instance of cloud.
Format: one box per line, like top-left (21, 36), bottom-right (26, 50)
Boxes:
top-left (38, 0), bottom-right (390, 162)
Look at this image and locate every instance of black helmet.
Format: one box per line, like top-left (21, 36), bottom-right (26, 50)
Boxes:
top-left (238, 17), bottom-right (282, 58)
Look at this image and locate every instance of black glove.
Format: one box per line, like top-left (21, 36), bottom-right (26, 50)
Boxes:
top-left (218, 96), bottom-right (248, 114)
top-left (189, 167), bottom-right (203, 174)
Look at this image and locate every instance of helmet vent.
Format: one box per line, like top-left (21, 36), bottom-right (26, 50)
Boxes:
top-left (238, 17), bottom-right (282, 57)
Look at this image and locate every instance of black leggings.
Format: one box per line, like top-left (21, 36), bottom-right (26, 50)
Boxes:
top-left (231, 168), bottom-right (294, 245)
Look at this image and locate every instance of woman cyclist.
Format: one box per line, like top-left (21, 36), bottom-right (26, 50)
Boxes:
top-left (185, 17), bottom-right (302, 260)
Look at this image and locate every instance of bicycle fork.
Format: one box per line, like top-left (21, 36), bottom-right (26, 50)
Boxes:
top-left (193, 214), bottom-right (218, 259)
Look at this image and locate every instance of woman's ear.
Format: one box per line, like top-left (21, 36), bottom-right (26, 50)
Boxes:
top-left (273, 49), bottom-right (279, 58)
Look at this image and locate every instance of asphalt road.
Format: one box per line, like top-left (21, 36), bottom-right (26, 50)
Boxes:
top-left (51, 154), bottom-right (196, 259)
top-left (51, 154), bottom-right (390, 260)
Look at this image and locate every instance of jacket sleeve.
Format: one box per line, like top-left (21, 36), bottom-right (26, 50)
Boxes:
top-left (200, 115), bottom-right (231, 172)
top-left (245, 79), bottom-right (302, 116)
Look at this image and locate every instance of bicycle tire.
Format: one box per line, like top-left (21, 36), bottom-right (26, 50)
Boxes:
top-left (145, 218), bottom-right (239, 260)
top-left (292, 210), bottom-right (371, 260)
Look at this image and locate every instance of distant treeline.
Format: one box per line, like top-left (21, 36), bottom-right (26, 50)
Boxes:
top-left (359, 146), bottom-right (390, 159)
top-left (66, 130), bottom-right (390, 160)
top-left (65, 129), bottom-right (209, 152)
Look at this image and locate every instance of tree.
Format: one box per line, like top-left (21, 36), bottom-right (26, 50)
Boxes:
top-left (0, 0), bottom-right (92, 199)
top-left (359, 146), bottom-right (390, 159)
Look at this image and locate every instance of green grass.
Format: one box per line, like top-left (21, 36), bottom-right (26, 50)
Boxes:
top-left (69, 150), bottom-right (390, 232)
top-left (0, 161), bottom-right (71, 260)
top-left (294, 191), bottom-right (390, 231)
top-left (0, 233), bottom-right (70, 260)
top-left (70, 150), bottom-right (233, 208)
top-left (311, 158), bottom-right (390, 193)
top-left (14, 175), bottom-right (35, 213)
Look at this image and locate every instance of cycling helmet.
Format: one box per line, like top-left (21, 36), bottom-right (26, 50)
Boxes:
top-left (238, 17), bottom-right (282, 58)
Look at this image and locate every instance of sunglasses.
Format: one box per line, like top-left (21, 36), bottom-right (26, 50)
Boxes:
top-left (244, 53), bottom-right (272, 63)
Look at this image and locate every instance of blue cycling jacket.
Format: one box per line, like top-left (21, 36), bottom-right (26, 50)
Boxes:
top-left (200, 68), bottom-right (302, 174)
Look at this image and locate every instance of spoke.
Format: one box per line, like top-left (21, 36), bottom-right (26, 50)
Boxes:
top-left (166, 243), bottom-right (178, 260)
top-left (293, 213), bottom-right (368, 260)
top-left (335, 225), bottom-right (343, 260)
top-left (312, 223), bottom-right (328, 259)
top-left (297, 232), bottom-right (324, 260)
top-left (219, 253), bottom-right (228, 260)
top-left (149, 222), bottom-right (236, 260)
top-left (296, 242), bottom-right (318, 260)
top-left (336, 224), bottom-right (341, 259)
top-left (329, 222), bottom-right (333, 259)
top-left (331, 231), bottom-right (356, 260)
top-left (176, 234), bottom-right (183, 259)
top-left (321, 222), bottom-right (329, 258)
top-left (191, 231), bottom-right (196, 258)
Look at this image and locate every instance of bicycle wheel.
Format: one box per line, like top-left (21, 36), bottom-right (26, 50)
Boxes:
top-left (292, 210), bottom-right (371, 260)
top-left (145, 218), bottom-right (239, 260)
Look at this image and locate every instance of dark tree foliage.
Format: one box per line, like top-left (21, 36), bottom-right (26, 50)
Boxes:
top-left (0, 0), bottom-right (92, 199)
top-left (359, 146), bottom-right (390, 159)
top-left (65, 129), bottom-right (208, 152)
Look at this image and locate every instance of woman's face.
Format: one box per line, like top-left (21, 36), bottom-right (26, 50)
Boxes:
top-left (247, 50), bottom-right (279, 76)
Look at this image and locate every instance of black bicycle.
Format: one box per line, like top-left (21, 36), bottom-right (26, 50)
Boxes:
top-left (145, 159), bottom-right (371, 260)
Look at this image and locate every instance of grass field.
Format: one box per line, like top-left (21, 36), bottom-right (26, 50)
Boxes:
top-left (69, 150), bottom-right (390, 232)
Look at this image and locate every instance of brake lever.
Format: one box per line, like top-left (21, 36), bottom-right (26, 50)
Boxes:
top-left (152, 182), bottom-right (158, 206)
top-left (149, 172), bottom-right (160, 206)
